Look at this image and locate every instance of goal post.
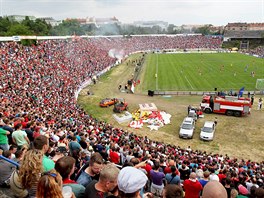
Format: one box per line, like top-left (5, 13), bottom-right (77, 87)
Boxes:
top-left (255, 79), bottom-right (264, 90)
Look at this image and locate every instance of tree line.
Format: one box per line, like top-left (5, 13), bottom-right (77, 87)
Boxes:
top-left (0, 16), bottom-right (221, 36)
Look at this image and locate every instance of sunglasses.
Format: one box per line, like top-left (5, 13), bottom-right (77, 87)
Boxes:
top-left (41, 171), bottom-right (60, 188)
top-left (41, 172), bottom-right (57, 178)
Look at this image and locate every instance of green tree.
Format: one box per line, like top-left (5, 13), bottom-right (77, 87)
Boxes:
top-left (6, 24), bottom-right (33, 36)
top-left (195, 24), bottom-right (213, 35)
top-left (0, 17), bottom-right (12, 35)
top-left (32, 19), bottom-right (51, 35)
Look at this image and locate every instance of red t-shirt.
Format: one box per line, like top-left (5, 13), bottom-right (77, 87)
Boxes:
top-left (63, 178), bottom-right (77, 184)
top-left (109, 150), bottom-right (120, 164)
top-left (183, 179), bottom-right (203, 198)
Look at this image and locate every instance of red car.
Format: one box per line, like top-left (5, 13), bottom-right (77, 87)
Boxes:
top-left (99, 98), bottom-right (117, 107)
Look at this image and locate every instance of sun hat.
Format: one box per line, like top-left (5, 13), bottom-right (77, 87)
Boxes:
top-left (117, 167), bottom-right (148, 194)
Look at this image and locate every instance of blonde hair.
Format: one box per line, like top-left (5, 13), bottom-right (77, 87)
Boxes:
top-left (230, 189), bottom-right (238, 198)
top-left (19, 149), bottom-right (43, 189)
top-left (36, 169), bottom-right (63, 198)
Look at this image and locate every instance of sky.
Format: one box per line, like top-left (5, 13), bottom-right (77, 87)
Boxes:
top-left (1, 0), bottom-right (263, 26)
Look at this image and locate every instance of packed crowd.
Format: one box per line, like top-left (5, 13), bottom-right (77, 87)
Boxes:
top-left (0, 36), bottom-right (264, 198)
top-left (241, 46), bottom-right (264, 58)
top-left (90, 35), bottom-right (222, 55)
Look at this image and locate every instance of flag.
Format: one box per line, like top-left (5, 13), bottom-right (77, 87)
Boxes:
top-left (238, 87), bottom-right (245, 97)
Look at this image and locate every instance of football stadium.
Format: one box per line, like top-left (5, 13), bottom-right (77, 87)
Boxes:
top-left (0, 5), bottom-right (264, 198)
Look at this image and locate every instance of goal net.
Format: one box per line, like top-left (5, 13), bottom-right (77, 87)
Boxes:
top-left (255, 79), bottom-right (264, 90)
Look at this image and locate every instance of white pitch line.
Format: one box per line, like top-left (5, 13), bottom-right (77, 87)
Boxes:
top-left (185, 76), bottom-right (194, 90)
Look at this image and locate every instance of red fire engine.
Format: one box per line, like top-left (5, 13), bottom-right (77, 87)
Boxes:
top-left (200, 95), bottom-right (251, 117)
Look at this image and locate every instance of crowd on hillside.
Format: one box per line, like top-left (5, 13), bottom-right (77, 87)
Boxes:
top-left (0, 36), bottom-right (264, 198)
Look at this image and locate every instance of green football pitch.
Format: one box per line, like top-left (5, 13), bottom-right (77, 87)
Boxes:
top-left (141, 53), bottom-right (264, 92)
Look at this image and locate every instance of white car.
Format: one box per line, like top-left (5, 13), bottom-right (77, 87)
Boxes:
top-left (179, 117), bottom-right (195, 139)
top-left (188, 109), bottom-right (198, 121)
top-left (200, 121), bottom-right (216, 141)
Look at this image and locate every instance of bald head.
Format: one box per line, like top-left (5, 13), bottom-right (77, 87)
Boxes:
top-left (202, 181), bottom-right (227, 198)
top-left (190, 172), bottom-right (197, 180)
top-left (168, 160), bottom-right (175, 166)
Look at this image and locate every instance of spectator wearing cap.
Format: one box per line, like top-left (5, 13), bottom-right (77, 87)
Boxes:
top-left (76, 152), bottom-right (104, 187)
top-left (12, 123), bottom-right (30, 149)
top-left (118, 166), bottom-right (149, 198)
top-left (163, 184), bottom-right (183, 198)
top-left (82, 163), bottom-right (120, 198)
top-left (0, 150), bottom-right (16, 187)
top-left (202, 181), bottom-right (227, 198)
top-left (55, 156), bottom-right (85, 198)
top-left (183, 172), bottom-right (203, 198)
top-left (33, 135), bottom-right (55, 172)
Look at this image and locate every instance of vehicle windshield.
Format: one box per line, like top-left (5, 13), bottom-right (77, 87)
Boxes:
top-left (202, 127), bottom-right (213, 133)
top-left (182, 123), bottom-right (193, 130)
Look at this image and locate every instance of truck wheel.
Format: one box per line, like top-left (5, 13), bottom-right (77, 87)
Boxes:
top-left (234, 111), bottom-right (241, 117)
top-left (204, 108), bottom-right (212, 114)
top-left (226, 110), bottom-right (233, 116)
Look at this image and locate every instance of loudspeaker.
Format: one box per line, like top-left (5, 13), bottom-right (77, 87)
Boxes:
top-left (148, 90), bottom-right (154, 96)
top-left (214, 88), bottom-right (217, 91)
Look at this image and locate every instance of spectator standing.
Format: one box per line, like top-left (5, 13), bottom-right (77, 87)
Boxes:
top-left (150, 161), bottom-right (165, 197)
top-left (258, 98), bottom-right (263, 110)
top-left (19, 149), bottom-right (43, 198)
top-left (0, 126), bottom-right (10, 151)
top-left (202, 181), bottom-right (227, 198)
top-left (163, 184), bottom-right (183, 198)
top-left (76, 152), bottom-right (104, 187)
top-left (82, 163), bottom-right (120, 198)
top-left (183, 172), bottom-right (203, 198)
top-left (199, 171), bottom-right (210, 187)
top-left (179, 164), bottom-right (190, 182)
top-left (55, 156), bottom-right (85, 198)
top-left (69, 136), bottom-right (82, 157)
top-left (36, 169), bottom-right (65, 198)
top-left (33, 135), bottom-right (55, 172)
top-left (117, 166), bottom-right (149, 198)
top-left (165, 165), bottom-right (180, 185)
top-left (12, 123), bottom-right (30, 149)
top-left (251, 95), bottom-right (254, 105)
top-left (0, 150), bottom-right (16, 187)
top-left (109, 146), bottom-right (120, 165)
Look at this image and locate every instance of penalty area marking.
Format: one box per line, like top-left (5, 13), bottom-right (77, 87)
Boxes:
top-left (185, 76), bottom-right (194, 90)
